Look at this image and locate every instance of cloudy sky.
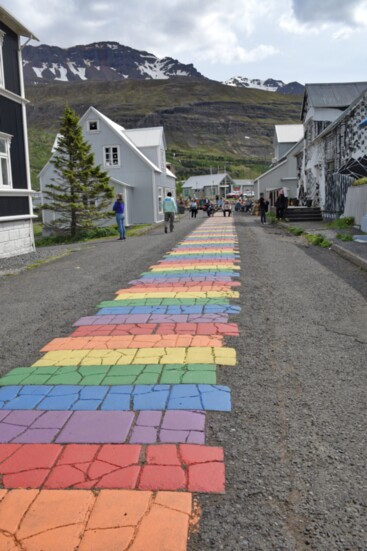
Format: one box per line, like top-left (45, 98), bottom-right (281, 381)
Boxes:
top-left (3, 0), bottom-right (367, 84)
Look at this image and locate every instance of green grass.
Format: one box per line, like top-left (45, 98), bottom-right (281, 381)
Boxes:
top-left (336, 232), bottom-right (354, 242)
top-left (326, 217), bottom-right (354, 229)
top-left (305, 233), bottom-right (332, 248)
top-left (288, 226), bottom-right (304, 236)
top-left (34, 223), bottom-right (152, 246)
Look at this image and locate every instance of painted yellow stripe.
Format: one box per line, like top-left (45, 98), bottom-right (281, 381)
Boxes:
top-left (115, 291), bottom-right (239, 299)
top-left (32, 347), bottom-right (237, 367)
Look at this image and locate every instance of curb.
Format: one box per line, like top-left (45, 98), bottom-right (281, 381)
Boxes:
top-left (279, 221), bottom-right (367, 271)
top-left (331, 243), bottom-right (367, 271)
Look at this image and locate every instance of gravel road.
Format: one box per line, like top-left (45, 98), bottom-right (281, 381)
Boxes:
top-left (0, 213), bottom-right (366, 550)
top-left (189, 216), bottom-right (366, 551)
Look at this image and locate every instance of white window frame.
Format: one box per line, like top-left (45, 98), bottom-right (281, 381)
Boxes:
top-left (160, 148), bottom-right (166, 171)
top-left (0, 132), bottom-right (13, 189)
top-left (103, 145), bottom-right (120, 167)
top-left (87, 120), bottom-right (100, 133)
top-left (158, 186), bottom-right (163, 213)
top-left (0, 31), bottom-right (5, 89)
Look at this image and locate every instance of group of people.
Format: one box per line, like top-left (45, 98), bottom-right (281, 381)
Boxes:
top-left (189, 197), bottom-right (233, 218)
top-left (113, 191), bottom-right (178, 239)
top-left (112, 188), bottom-right (288, 239)
top-left (259, 190), bottom-right (287, 224)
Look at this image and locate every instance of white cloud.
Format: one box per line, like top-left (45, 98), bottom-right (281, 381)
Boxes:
top-left (2, 0), bottom-right (367, 83)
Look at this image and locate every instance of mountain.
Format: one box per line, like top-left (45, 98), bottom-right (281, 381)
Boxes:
top-left (22, 42), bottom-right (206, 83)
top-left (23, 42), bottom-right (304, 95)
top-left (223, 76), bottom-right (304, 95)
top-left (25, 78), bottom-right (303, 188)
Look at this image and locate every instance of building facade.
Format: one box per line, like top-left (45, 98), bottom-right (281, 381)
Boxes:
top-left (40, 107), bottom-right (176, 228)
top-left (0, 8), bottom-right (38, 258)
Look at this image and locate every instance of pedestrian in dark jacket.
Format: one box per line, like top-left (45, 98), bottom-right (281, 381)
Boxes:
top-left (113, 193), bottom-right (126, 240)
top-left (259, 194), bottom-right (268, 225)
top-left (275, 190), bottom-right (287, 220)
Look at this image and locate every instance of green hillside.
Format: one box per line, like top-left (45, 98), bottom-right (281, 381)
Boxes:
top-left (26, 78), bottom-right (303, 189)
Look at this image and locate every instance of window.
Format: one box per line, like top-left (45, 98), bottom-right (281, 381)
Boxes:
top-left (88, 120), bottom-right (99, 132)
top-left (0, 133), bottom-right (12, 188)
top-left (160, 148), bottom-right (166, 171)
top-left (0, 31), bottom-right (5, 88)
top-left (158, 187), bottom-right (163, 213)
top-left (104, 145), bottom-right (120, 167)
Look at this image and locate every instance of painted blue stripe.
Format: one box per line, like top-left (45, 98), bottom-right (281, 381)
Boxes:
top-left (0, 384), bottom-right (231, 412)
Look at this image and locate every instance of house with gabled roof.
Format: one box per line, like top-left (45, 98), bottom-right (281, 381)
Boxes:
top-left (273, 124), bottom-right (304, 163)
top-left (0, 7), bottom-right (38, 258)
top-left (254, 124), bottom-right (304, 201)
top-left (40, 106), bottom-right (176, 228)
top-left (182, 173), bottom-right (234, 199)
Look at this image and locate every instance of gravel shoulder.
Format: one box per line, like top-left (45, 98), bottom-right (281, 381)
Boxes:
top-left (188, 215), bottom-right (366, 551)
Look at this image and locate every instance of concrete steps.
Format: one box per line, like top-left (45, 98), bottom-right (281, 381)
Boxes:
top-left (285, 207), bottom-right (323, 222)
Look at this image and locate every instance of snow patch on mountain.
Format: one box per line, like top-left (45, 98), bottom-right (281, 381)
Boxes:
top-left (223, 76), bottom-right (284, 92)
top-left (222, 76), bottom-right (304, 94)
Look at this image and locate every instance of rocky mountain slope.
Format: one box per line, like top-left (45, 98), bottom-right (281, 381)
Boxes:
top-left (22, 42), bottom-right (205, 83)
top-left (23, 42), bottom-right (304, 95)
top-left (25, 78), bottom-right (303, 185)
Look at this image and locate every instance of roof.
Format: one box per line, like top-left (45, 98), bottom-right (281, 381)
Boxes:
top-left (302, 82), bottom-right (367, 119)
top-left (315, 88), bottom-right (367, 141)
top-left (275, 124), bottom-right (304, 143)
top-left (0, 7), bottom-right (38, 40)
top-left (182, 173), bottom-right (233, 190)
top-left (125, 127), bottom-right (166, 149)
top-left (166, 166), bottom-right (176, 179)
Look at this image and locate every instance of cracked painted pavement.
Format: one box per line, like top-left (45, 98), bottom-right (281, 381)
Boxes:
top-left (0, 218), bottom-right (239, 550)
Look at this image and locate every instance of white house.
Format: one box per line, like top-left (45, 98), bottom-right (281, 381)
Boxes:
top-left (40, 106), bottom-right (176, 228)
top-left (232, 179), bottom-right (255, 196)
top-left (182, 173), bottom-right (234, 199)
top-left (254, 124), bottom-right (304, 200)
top-left (273, 124), bottom-right (304, 163)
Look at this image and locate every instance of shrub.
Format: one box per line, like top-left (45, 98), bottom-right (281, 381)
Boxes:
top-left (266, 211), bottom-right (276, 224)
top-left (326, 217), bottom-right (354, 229)
top-left (288, 226), bottom-right (304, 236)
top-left (352, 177), bottom-right (367, 186)
top-left (306, 233), bottom-right (331, 248)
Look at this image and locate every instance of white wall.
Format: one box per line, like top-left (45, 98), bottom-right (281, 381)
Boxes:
top-left (0, 220), bottom-right (35, 259)
top-left (343, 184), bottom-right (367, 226)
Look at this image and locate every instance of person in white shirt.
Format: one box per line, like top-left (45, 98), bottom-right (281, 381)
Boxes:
top-left (163, 192), bottom-right (178, 233)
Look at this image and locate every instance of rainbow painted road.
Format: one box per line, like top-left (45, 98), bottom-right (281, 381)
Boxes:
top-left (0, 217), bottom-right (240, 550)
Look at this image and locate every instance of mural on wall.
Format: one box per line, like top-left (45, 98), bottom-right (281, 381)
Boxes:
top-left (324, 173), bottom-right (354, 219)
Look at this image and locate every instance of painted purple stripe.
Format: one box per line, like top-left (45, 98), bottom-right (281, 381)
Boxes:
top-left (0, 409), bottom-right (206, 445)
top-left (74, 313), bottom-right (230, 325)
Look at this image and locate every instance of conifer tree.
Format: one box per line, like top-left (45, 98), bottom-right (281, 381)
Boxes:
top-left (42, 106), bottom-right (114, 237)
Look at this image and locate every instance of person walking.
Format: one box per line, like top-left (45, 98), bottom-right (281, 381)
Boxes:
top-left (163, 191), bottom-right (178, 233)
top-left (222, 201), bottom-right (232, 217)
top-left (190, 199), bottom-right (198, 218)
top-left (275, 190), bottom-right (287, 220)
top-left (259, 193), bottom-right (269, 225)
top-left (112, 193), bottom-right (126, 240)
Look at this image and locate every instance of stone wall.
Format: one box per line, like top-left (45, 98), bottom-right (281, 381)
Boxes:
top-left (0, 220), bottom-right (35, 259)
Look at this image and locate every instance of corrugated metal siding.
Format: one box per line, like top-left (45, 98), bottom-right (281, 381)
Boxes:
top-left (307, 83), bottom-right (367, 109)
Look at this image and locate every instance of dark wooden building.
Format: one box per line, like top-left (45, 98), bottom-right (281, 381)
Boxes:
top-left (0, 7), bottom-right (38, 258)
